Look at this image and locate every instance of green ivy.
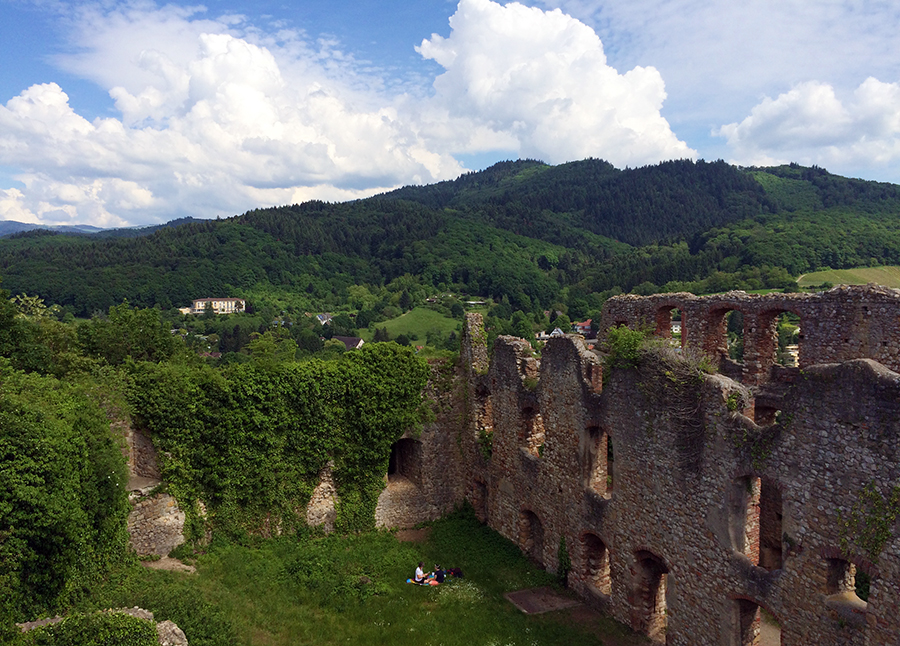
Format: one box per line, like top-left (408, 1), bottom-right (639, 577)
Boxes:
top-left (0, 361), bottom-right (131, 624)
top-left (838, 481), bottom-right (900, 562)
top-left (127, 343), bottom-right (430, 538)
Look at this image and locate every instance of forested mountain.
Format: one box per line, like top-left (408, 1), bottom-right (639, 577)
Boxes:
top-left (2, 159), bottom-right (900, 319)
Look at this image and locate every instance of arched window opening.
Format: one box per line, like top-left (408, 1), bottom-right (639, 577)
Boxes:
top-left (726, 310), bottom-right (745, 361)
top-left (519, 510), bottom-right (544, 565)
top-left (387, 438), bottom-right (423, 486)
top-left (775, 312), bottom-right (801, 367)
top-left (735, 599), bottom-right (781, 646)
top-left (728, 476), bottom-right (782, 569)
top-left (654, 306), bottom-right (684, 349)
top-left (707, 308), bottom-right (744, 380)
top-left (631, 551), bottom-right (668, 643)
top-left (521, 407), bottom-right (546, 457)
top-left (582, 533), bottom-right (611, 596)
top-left (757, 310), bottom-right (803, 381)
top-left (586, 426), bottom-right (612, 497)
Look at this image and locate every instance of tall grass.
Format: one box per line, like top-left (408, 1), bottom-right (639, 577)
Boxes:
top-left (66, 507), bottom-right (645, 646)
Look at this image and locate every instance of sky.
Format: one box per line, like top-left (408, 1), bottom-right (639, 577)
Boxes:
top-left (1, 0), bottom-right (899, 228)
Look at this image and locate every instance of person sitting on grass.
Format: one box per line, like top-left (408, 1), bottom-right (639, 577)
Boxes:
top-left (414, 562), bottom-right (428, 585)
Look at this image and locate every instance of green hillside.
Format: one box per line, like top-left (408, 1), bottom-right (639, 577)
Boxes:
top-left (371, 307), bottom-right (461, 343)
top-left (798, 266), bottom-right (900, 288)
top-left (3, 159), bottom-right (900, 322)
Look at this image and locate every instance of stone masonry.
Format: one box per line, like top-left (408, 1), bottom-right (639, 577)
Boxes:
top-left (448, 285), bottom-right (900, 646)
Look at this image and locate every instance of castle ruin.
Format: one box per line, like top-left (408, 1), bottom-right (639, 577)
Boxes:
top-left (127, 284), bottom-right (900, 645)
top-left (440, 284), bottom-right (900, 646)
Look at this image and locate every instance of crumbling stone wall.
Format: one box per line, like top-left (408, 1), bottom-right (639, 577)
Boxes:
top-left (374, 360), bottom-right (467, 528)
top-left (599, 284), bottom-right (900, 385)
top-left (127, 489), bottom-right (186, 557)
top-left (452, 292), bottom-right (900, 646)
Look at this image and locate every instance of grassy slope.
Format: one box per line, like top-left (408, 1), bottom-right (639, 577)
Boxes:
top-left (797, 266), bottom-right (900, 288)
top-left (367, 307), bottom-right (462, 342)
top-left (74, 509), bottom-right (647, 646)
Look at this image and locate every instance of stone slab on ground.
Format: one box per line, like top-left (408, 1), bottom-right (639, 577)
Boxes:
top-left (505, 586), bottom-right (581, 614)
top-left (140, 556), bottom-right (196, 573)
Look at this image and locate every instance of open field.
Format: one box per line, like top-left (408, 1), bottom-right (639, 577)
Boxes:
top-left (68, 508), bottom-right (647, 646)
top-left (369, 307), bottom-right (462, 343)
top-left (797, 266), bottom-right (900, 288)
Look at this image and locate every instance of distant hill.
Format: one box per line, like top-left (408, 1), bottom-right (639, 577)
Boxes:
top-left (0, 216), bottom-right (203, 239)
top-left (0, 221), bottom-right (105, 237)
top-left (2, 159), bottom-right (900, 318)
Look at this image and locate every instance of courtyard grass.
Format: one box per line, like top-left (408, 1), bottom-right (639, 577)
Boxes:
top-left (71, 507), bottom-right (646, 646)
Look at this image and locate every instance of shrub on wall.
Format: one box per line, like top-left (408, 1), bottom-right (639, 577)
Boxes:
top-left (18, 612), bottom-right (157, 646)
top-left (127, 342), bottom-right (430, 537)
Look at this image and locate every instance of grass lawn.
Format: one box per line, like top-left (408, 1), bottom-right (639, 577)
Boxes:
top-left (797, 266), bottom-right (900, 289)
top-left (71, 508), bottom-right (647, 646)
top-left (366, 307), bottom-right (462, 343)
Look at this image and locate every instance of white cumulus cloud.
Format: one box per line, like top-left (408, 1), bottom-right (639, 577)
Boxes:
top-left (716, 78), bottom-right (900, 173)
top-left (0, 0), bottom-right (690, 227)
top-left (415, 0), bottom-right (694, 165)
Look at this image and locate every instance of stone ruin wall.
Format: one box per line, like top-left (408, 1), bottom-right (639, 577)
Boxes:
top-left (375, 359), bottom-right (468, 528)
top-left (452, 284), bottom-right (900, 646)
top-left (121, 360), bottom-right (467, 550)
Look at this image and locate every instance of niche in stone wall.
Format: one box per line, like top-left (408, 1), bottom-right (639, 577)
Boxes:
top-left (471, 479), bottom-right (488, 523)
top-left (734, 598), bottom-right (781, 646)
top-left (631, 551), bottom-right (668, 643)
top-left (519, 509), bottom-right (544, 565)
top-left (586, 426), bottom-right (612, 497)
top-left (387, 438), bottom-right (423, 487)
top-left (728, 476), bottom-right (783, 569)
top-left (521, 406), bottom-right (546, 457)
top-left (581, 532), bottom-right (611, 596)
top-left (824, 557), bottom-right (869, 627)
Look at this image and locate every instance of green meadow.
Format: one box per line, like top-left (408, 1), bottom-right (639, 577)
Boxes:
top-left (797, 266), bottom-right (900, 289)
top-left (365, 307), bottom-right (462, 343)
top-left (63, 508), bottom-right (646, 646)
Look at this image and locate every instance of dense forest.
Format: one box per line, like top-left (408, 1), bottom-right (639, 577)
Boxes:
top-left (2, 159), bottom-right (900, 325)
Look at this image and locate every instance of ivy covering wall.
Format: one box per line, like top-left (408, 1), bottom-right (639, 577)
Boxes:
top-left (0, 361), bottom-right (131, 623)
top-left (127, 342), bottom-right (430, 537)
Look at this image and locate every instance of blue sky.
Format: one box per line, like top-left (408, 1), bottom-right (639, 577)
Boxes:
top-left (2, 0), bottom-right (900, 227)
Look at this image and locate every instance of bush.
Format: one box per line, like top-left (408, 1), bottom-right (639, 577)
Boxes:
top-left (602, 325), bottom-right (648, 370)
top-left (0, 363), bottom-right (131, 623)
top-left (19, 612), bottom-right (157, 646)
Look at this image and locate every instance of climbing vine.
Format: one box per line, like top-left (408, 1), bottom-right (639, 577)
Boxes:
top-left (838, 481), bottom-right (900, 562)
top-left (127, 343), bottom-right (430, 538)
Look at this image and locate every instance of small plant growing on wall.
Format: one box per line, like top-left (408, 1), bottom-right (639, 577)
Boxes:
top-left (838, 481), bottom-right (900, 562)
top-left (477, 427), bottom-right (493, 460)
